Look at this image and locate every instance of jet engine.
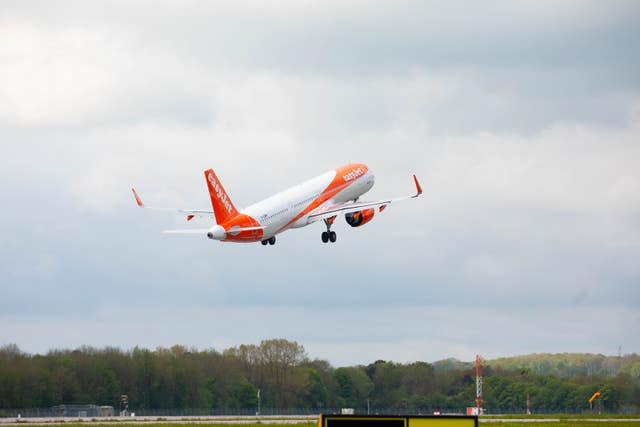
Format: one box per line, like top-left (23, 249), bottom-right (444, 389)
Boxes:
top-left (345, 208), bottom-right (375, 227)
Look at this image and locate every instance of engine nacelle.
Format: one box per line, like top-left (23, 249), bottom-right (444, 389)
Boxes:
top-left (345, 208), bottom-right (375, 227)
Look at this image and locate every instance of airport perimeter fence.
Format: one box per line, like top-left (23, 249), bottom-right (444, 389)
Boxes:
top-left (2, 407), bottom-right (639, 418)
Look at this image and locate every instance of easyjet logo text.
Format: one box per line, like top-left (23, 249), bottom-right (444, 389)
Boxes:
top-left (207, 172), bottom-right (234, 214)
top-left (343, 167), bottom-right (366, 182)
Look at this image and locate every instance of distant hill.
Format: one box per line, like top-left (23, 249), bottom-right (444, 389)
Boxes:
top-left (434, 353), bottom-right (640, 379)
top-left (432, 357), bottom-right (472, 371)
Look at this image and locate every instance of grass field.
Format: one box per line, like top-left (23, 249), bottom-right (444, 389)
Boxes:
top-left (20, 421), bottom-right (640, 427)
top-left (480, 414), bottom-right (640, 422)
top-left (485, 423), bottom-right (640, 427)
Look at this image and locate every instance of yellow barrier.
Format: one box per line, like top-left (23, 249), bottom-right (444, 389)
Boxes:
top-left (318, 414), bottom-right (477, 427)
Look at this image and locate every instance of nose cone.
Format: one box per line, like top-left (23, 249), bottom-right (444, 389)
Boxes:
top-left (366, 170), bottom-right (375, 187)
top-left (207, 225), bottom-right (226, 240)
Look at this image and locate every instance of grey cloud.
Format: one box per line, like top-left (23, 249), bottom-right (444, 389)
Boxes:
top-left (1, 1), bottom-right (639, 365)
top-left (4, 2), bottom-right (638, 73)
top-left (3, 1), bottom-right (638, 133)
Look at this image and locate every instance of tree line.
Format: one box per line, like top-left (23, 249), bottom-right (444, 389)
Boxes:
top-left (1, 341), bottom-right (638, 413)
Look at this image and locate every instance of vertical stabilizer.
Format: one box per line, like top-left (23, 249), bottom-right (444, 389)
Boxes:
top-left (204, 169), bottom-right (238, 224)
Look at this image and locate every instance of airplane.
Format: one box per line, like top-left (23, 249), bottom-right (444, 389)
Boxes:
top-left (132, 163), bottom-right (422, 245)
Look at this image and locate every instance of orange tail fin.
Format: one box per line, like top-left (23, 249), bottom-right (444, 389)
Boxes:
top-left (204, 169), bottom-right (238, 224)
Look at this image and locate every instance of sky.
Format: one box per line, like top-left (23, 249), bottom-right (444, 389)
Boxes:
top-left (1, 0), bottom-right (639, 367)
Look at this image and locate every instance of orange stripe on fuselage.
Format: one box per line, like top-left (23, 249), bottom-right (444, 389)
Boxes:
top-left (277, 163), bottom-right (369, 233)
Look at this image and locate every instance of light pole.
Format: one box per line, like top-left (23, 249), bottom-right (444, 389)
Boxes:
top-left (257, 388), bottom-right (261, 416)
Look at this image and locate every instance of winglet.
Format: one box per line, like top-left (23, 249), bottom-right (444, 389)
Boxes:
top-left (413, 175), bottom-right (423, 196)
top-left (132, 188), bottom-right (144, 207)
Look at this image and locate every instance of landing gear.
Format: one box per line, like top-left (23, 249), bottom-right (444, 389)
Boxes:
top-left (261, 236), bottom-right (276, 246)
top-left (321, 217), bottom-right (337, 244)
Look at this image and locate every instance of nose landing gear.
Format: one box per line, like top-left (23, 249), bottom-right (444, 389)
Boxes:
top-left (321, 216), bottom-right (337, 244)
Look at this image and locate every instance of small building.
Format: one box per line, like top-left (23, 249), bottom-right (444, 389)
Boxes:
top-left (51, 404), bottom-right (114, 417)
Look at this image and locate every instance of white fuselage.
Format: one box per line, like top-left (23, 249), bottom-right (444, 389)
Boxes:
top-left (242, 169), bottom-right (375, 239)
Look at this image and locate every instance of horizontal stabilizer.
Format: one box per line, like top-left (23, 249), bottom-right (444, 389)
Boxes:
top-left (162, 229), bottom-right (210, 234)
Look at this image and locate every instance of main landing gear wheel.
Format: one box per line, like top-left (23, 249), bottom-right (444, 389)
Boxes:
top-left (261, 236), bottom-right (276, 246)
top-left (321, 216), bottom-right (337, 244)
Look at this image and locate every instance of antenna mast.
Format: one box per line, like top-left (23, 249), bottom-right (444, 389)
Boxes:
top-left (475, 355), bottom-right (484, 413)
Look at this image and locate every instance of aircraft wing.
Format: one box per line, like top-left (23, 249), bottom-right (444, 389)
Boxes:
top-left (132, 188), bottom-right (213, 220)
top-left (307, 175), bottom-right (422, 223)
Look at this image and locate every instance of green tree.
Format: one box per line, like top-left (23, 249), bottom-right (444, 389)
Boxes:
top-left (334, 367), bottom-right (373, 408)
top-left (306, 369), bottom-right (328, 408)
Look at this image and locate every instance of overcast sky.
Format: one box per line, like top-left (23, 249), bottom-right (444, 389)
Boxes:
top-left (1, 0), bottom-right (639, 366)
